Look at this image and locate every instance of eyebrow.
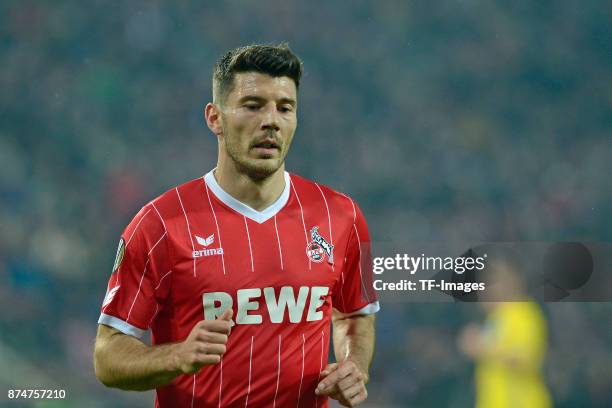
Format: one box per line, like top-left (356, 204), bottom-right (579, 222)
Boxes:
top-left (238, 95), bottom-right (297, 106)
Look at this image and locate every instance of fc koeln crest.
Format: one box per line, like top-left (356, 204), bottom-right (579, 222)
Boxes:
top-left (306, 226), bottom-right (334, 264)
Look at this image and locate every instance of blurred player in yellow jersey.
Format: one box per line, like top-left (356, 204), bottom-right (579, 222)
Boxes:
top-left (459, 258), bottom-right (552, 408)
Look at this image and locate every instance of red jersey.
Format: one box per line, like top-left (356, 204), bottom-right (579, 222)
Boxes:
top-left (99, 170), bottom-right (379, 408)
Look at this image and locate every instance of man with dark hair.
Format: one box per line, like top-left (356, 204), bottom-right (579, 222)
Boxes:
top-left (94, 44), bottom-right (378, 407)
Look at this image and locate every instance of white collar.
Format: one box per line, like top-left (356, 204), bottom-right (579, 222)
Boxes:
top-left (204, 169), bottom-right (291, 224)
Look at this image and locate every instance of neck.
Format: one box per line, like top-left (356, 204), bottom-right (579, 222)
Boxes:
top-left (214, 162), bottom-right (286, 212)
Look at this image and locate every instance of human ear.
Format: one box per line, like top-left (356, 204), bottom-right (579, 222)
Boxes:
top-left (204, 103), bottom-right (223, 136)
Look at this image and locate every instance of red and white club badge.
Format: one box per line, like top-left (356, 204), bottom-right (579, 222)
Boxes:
top-left (306, 226), bottom-right (334, 264)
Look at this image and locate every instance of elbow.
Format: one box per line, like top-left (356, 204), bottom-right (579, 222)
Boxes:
top-left (93, 350), bottom-right (108, 386)
top-left (93, 365), bottom-right (110, 388)
top-left (93, 344), bottom-right (117, 388)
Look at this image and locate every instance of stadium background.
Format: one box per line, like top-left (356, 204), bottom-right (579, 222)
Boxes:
top-left (1, 1), bottom-right (611, 406)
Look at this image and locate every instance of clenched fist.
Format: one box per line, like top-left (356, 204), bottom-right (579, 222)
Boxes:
top-left (315, 360), bottom-right (368, 407)
top-left (173, 309), bottom-right (233, 374)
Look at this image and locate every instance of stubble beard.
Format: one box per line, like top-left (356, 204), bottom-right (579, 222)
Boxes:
top-left (224, 135), bottom-right (288, 181)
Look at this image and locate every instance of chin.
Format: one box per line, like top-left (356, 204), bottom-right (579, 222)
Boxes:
top-left (237, 159), bottom-right (283, 180)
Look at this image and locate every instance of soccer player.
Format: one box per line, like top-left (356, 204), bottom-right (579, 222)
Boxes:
top-left (94, 44), bottom-right (379, 408)
top-left (458, 258), bottom-right (552, 408)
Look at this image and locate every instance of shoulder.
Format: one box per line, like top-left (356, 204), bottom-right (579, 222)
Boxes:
top-left (289, 172), bottom-right (362, 224)
top-left (515, 301), bottom-right (546, 325)
top-left (498, 302), bottom-right (544, 328)
top-left (142, 176), bottom-right (207, 225)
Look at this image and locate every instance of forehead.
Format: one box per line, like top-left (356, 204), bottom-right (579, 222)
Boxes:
top-left (227, 72), bottom-right (297, 101)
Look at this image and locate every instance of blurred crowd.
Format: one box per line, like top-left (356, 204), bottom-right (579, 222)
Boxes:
top-left (0, 1), bottom-right (610, 406)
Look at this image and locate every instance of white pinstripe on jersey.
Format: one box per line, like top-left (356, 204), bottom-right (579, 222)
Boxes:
top-left (148, 269), bottom-right (172, 327)
top-left (125, 231), bottom-right (167, 322)
top-left (315, 183), bottom-right (334, 271)
top-left (272, 335), bottom-right (282, 408)
top-left (204, 181), bottom-right (227, 275)
top-left (117, 207), bottom-right (153, 288)
top-left (340, 192), bottom-right (357, 224)
top-left (218, 359), bottom-right (223, 408)
top-left (274, 215), bottom-right (284, 270)
top-left (148, 304), bottom-right (159, 327)
top-left (244, 336), bottom-right (254, 407)
top-left (290, 179), bottom-right (311, 270)
top-left (150, 202), bottom-right (167, 230)
top-left (339, 193), bottom-right (358, 311)
top-left (315, 330), bottom-right (325, 408)
top-left (191, 374), bottom-right (196, 408)
top-left (243, 216), bottom-right (255, 272)
top-left (176, 187), bottom-right (197, 277)
top-left (296, 333), bottom-right (306, 408)
top-left (125, 208), bottom-right (151, 246)
top-left (154, 270), bottom-right (172, 291)
top-left (352, 224), bottom-right (371, 304)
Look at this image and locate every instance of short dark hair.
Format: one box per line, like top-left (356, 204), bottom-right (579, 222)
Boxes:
top-left (212, 43), bottom-right (303, 104)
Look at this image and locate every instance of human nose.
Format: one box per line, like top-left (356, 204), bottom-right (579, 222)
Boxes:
top-left (260, 104), bottom-right (280, 132)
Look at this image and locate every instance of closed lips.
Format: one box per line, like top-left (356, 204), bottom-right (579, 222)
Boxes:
top-left (253, 140), bottom-right (279, 149)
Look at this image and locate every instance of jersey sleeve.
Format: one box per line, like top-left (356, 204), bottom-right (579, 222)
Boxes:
top-left (332, 202), bottom-right (379, 315)
top-left (98, 203), bottom-right (172, 338)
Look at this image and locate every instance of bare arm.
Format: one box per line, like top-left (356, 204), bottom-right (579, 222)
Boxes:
top-left (93, 309), bottom-right (232, 391)
top-left (458, 323), bottom-right (536, 371)
top-left (331, 311), bottom-right (376, 380)
top-left (94, 325), bottom-right (181, 390)
top-left (316, 310), bottom-right (376, 407)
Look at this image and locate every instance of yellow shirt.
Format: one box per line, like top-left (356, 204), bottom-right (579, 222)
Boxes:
top-left (475, 302), bottom-right (552, 408)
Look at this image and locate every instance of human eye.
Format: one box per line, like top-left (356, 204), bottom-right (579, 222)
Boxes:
top-left (278, 105), bottom-right (294, 113)
top-left (243, 102), bottom-right (261, 111)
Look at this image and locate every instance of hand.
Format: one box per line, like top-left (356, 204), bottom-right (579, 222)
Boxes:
top-left (458, 323), bottom-right (483, 359)
top-left (315, 360), bottom-right (368, 407)
top-left (173, 308), bottom-right (233, 374)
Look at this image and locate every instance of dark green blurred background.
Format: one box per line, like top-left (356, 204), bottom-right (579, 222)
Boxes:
top-left (1, 1), bottom-right (611, 406)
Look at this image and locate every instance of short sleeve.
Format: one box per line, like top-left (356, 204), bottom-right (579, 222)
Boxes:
top-left (98, 204), bottom-right (172, 338)
top-left (332, 202), bottom-right (379, 315)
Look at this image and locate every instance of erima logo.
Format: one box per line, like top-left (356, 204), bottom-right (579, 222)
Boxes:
top-left (196, 234), bottom-right (215, 247)
top-left (193, 234), bottom-right (224, 258)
